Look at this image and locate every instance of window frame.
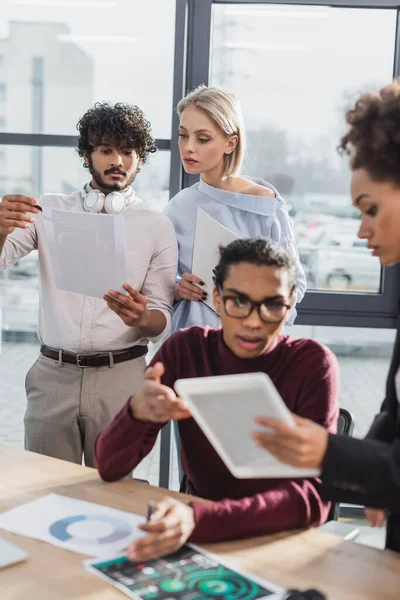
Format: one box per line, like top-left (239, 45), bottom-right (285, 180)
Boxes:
top-left (169, 0), bottom-right (400, 328)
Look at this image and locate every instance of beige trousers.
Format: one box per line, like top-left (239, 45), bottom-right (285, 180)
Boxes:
top-left (24, 353), bottom-right (146, 467)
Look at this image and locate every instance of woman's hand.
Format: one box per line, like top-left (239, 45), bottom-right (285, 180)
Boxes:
top-left (175, 273), bottom-right (207, 302)
top-left (252, 414), bottom-right (329, 469)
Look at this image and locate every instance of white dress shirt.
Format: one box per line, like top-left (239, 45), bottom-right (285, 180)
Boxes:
top-left (0, 189), bottom-right (178, 352)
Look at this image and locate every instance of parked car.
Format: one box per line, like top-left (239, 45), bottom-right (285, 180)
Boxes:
top-left (299, 234), bottom-right (381, 292)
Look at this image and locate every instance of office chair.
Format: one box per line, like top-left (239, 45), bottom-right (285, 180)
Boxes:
top-left (326, 408), bottom-right (355, 521)
top-left (336, 407), bottom-right (355, 437)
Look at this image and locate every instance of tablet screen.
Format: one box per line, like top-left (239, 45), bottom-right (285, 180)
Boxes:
top-left (175, 373), bottom-right (320, 478)
top-left (183, 386), bottom-right (279, 468)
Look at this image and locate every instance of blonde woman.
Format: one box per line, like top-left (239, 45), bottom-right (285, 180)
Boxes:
top-left (164, 85), bottom-right (306, 331)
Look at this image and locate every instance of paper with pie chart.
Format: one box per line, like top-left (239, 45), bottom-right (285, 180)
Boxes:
top-left (0, 493), bottom-right (145, 557)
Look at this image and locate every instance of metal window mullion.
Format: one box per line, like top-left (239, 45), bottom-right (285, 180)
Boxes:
top-left (179, 0), bottom-right (213, 192)
top-left (393, 9), bottom-right (400, 76)
top-left (169, 0), bottom-right (189, 199)
top-left (295, 311), bottom-right (397, 328)
top-left (0, 133), bottom-right (171, 150)
top-left (214, 0), bottom-right (400, 8)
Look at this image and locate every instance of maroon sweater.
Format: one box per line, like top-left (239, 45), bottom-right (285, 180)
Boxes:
top-left (95, 327), bottom-right (339, 543)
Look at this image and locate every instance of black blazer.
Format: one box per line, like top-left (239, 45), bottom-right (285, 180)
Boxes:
top-left (321, 320), bottom-right (400, 551)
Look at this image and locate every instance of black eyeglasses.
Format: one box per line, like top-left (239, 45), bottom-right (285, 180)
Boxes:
top-left (217, 287), bottom-right (291, 324)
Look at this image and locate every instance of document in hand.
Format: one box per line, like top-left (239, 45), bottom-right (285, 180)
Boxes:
top-left (175, 372), bottom-right (320, 479)
top-left (43, 207), bottom-right (126, 298)
top-left (191, 208), bottom-right (239, 313)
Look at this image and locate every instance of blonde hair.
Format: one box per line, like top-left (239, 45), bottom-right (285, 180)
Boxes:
top-left (177, 85), bottom-right (245, 178)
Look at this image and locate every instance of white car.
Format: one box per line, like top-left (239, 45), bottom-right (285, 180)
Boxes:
top-left (299, 234), bottom-right (381, 292)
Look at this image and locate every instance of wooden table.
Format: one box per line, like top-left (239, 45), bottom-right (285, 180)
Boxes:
top-left (0, 447), bottom-right (398, 599)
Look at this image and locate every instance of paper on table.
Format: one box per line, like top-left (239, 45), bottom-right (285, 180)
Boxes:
top-left (43, 207), bottom-right (126, 299)
top-left (191, 208), bottom-right (239, 312)
top-left (0, 493), bottom-right (145, 558)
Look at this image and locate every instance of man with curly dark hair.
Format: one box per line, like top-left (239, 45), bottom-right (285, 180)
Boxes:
top-left (0, 102), bottom-right (178, 468)
top-left (253, 79), bottom-right (400, 552)
top-left (77, 102), bottom-right (157, 187)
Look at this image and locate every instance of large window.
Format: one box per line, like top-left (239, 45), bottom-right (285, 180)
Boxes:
top-left (211, 4), bottom-right (395, 295)
top-left (0, 0), bottom-right (175, 337)
top-left (0, 0), bottom-right (176, 486)
top-left (0, 0), bottom-right (176, 138)
top-left (0, 145), bottom-right (171, 335)
top-left (171, 0), bottom-right (400, 327)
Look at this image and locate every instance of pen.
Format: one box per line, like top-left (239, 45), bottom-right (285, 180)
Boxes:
top-left (147, 501), bottom-right (155, 522)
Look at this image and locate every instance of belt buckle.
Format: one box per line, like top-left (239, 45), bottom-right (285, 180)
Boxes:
top-left (76, 354), bottom-right (88, 368)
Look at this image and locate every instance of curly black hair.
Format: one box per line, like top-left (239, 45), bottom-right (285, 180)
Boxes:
top-left (339, 80), bottom-right (400, 186)
top-left (214, 237), bottom-right (296, 294)
top-left (77, 102), bottom-right (157, 164)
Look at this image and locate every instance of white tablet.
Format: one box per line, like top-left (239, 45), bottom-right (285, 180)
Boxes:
top-left (175, 372), bottom-right (320, 479)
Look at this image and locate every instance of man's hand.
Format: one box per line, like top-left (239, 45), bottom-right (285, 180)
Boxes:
top-left (127, 497), bottom-right (195, 562)
top-left (252, 414), bottom-right (329, 469)
top-left (0, 194), bottom-right (41, 236)
top-left (365, 508), bottom-right (386, 527)
top-left (104, 283), bottom-right (149, 327)
top-left (130, 362), bottom-right (191, 423)
top-left (176, 273), bottom-right (207, 302)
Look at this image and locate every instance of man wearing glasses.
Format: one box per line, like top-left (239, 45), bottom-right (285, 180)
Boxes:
top-left (95, 237), bottom-right (339, 559)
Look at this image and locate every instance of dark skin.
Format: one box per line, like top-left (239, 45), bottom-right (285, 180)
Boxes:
top-left (127, 261), bottom-right (295, 561)
top-left (252, 167), bottom-right (400, 529)
top-left (0, 194), bottom-right (41, 254)
top-left (104, 284), bottom-right (166, 338)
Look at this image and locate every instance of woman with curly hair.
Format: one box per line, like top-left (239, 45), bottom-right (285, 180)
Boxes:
top-left (253, 79), bottom-right (400, 552)
top-left (164, 85), bottom-right (306, 332)
top-left (0, 102), bottom-right (178, 468)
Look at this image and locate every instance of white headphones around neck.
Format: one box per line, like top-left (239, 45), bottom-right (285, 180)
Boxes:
top-left (81, 184), bottom-right (135, 215)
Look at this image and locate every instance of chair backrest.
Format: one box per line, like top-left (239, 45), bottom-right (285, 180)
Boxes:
top-left (180, 409), bottom-right (356, 520)
top-left (336, 408), bottom-right (355, 437)
top-left (326, 408), bottom-right (355, 521)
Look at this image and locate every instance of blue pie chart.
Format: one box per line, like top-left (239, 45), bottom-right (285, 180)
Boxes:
top-left (49, 514), bottom-right (132, 545)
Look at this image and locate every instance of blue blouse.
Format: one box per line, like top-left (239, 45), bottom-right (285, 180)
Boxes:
top-left (164, 177), bottom-right (306, 332)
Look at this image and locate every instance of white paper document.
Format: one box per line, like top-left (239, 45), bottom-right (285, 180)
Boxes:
top-left (175, 372), bottom-right (321, 479)
top-left (191, 208), bottom-right (239, 312)
top-left (43, 207), bottom-right (126, 298)
top-left (0, 494), bottom-right (145, 557)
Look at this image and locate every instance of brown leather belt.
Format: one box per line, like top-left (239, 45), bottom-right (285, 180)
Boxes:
top-left (40, 343), bottom-right (148, 368)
